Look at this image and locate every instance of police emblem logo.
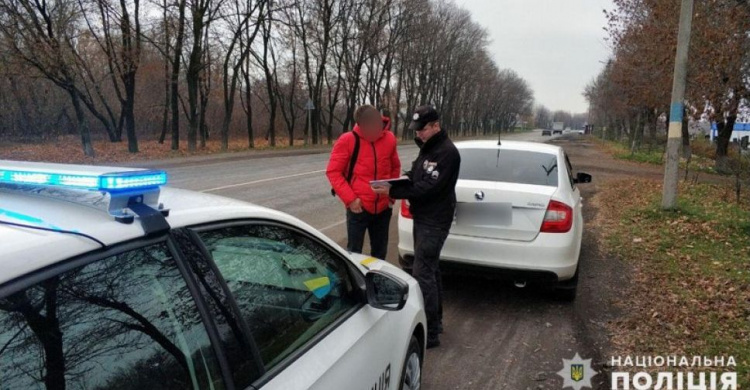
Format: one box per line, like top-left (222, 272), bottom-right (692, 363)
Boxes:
top-left (571, 364), bottom-right (584, 382)
top-left (556, 353), bottom-right (597, 390)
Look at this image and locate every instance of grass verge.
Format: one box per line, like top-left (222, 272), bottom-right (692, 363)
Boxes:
top-left (591, 137), bottom-right (723, 174)
top-left (592, 138), bottom-right (665, 164)
top-left (593, 179), bottom-right (750, 386)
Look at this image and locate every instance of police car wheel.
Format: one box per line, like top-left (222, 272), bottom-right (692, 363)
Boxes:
top-left (400, 335), bottom-right (422, 390)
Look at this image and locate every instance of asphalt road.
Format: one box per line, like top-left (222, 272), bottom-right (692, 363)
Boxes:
top-left (164, 130), bottom-right (557, 238)
top-left (164, 130), bottom-right (614, 390)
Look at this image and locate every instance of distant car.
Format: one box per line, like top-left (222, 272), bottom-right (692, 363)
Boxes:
top-left (397, 141), bottom-right (592, 300)
top-left (552, 129), bottom-right (563, 135)
top-left (0, 160), bottom-right (427, 390)
top-left (576, 129), bottom-right (585, 135)
top-left (542, 129), bottom-right (552, 136)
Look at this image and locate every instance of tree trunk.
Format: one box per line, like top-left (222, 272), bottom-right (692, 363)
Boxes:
top-left (243, 65), bottom-right (254, 149)
top-left (123, 72), bottom-right (138, 153)
top-left (68, 89), bottom-right (95, 157)
top-left (159, 0), bottom-right (170, 145)
top-left (186, 27), bottom-right (203, 153)
top-left (715, 114), bottom-right (737, 173)
top-left (170, 0), bottom-right (187, 151)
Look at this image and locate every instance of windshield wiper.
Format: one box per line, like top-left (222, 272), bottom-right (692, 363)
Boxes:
top-left (542, 163), bottom-right (557, 176)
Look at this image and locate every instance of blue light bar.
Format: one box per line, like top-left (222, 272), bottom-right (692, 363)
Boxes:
top-left (100, 171), bottom-right (168, 190)
top-left (0, 168), bottom-right (167, 191)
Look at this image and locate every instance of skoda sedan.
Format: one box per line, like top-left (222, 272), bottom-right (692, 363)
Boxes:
top-left (397, 140), bottom-right (591, 300)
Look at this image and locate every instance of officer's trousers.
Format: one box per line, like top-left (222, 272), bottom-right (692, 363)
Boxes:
top-left (411, 220), bottom-right (449, 338)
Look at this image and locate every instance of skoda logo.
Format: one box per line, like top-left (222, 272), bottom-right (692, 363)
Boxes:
top-left (474, 191), bottom-right (485, 201)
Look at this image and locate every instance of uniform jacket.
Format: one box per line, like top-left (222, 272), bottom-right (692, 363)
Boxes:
top-left (390, 129), bottom-right (461, 227)
top-left (326, 117), bottom-right (401, 215)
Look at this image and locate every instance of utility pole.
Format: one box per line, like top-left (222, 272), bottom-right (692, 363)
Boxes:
top-left (662, 0), bottom-right (694, 210)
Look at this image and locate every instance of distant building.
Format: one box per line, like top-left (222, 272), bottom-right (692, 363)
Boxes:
top-left (709, 122), bottom-right (750, 143)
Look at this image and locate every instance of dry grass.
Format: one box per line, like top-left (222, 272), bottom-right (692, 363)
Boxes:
top-left (592, 178), bottom-right (750, 385)
top-left (0, 135), bottom-right (328, 164)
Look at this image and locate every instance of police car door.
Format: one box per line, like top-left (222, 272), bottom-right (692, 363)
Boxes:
top-left (190, 221), bottom-right (400, 390)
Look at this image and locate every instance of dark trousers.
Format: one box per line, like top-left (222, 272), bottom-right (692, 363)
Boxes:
top-left (346, 208), bottom-right (392, 260)
top-left (410, 221), bottom-right (449, 338)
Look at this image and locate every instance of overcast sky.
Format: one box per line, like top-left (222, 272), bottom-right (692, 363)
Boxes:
top-left (458, 0), bottom-right (614, 114)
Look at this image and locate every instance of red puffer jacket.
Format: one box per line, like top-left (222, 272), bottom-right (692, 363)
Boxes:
top-left (327, 117), bottom-right (401, 214)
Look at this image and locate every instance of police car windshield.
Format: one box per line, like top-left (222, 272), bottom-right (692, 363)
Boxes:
top-left (459, 149), bottom-right (558, 187)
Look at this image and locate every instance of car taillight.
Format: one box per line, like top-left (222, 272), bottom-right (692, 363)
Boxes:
top-left (540, 200), bottom-right (573, 233)
top-left (400, 200), bottom-right (413, 219)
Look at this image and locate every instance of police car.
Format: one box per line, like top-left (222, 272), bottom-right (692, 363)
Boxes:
top-left (0, 161), bottom-right (426, 390)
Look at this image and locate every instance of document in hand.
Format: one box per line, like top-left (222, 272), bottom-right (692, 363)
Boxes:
top-left (369, 177), bottom-right (410, 187)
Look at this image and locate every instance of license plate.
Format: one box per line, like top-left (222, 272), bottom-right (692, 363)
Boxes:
top-left (456, 202), bottom-right (513, 227)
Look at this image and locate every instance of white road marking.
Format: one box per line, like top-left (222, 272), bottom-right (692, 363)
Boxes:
top-left (318, 219), bottom-right (346, 232)
top-left (200, 169), bottom-right (326, 193)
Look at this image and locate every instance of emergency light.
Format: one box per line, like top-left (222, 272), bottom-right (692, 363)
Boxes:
top-left (0, 162), bottom-right (167, 191)
top-left (0, 161), bottom-right (170, 234)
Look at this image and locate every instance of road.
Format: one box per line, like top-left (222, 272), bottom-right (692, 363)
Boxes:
top-left (163, 130), bottom-right (554, 238)
top-left (163, 130), bottom-right (614, 390)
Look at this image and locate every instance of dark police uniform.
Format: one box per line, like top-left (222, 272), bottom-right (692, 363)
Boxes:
top-left (389, 106), bottom-right (460, 345)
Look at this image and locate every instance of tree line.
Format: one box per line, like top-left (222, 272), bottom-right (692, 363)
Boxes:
top-left (0, 0), bottom-right (534, 157)
top-left (584, 0), bottom-right (749, 172)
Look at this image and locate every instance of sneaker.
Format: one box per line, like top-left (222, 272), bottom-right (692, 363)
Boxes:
top-left (426, 336), bottom-right (441, 349)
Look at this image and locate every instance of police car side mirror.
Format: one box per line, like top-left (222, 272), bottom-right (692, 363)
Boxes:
top-left (365, 270), bottom-right (408, 311)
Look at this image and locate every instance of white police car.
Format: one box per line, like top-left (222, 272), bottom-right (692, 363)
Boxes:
top-left (0, 161), bottom-right (426, 390)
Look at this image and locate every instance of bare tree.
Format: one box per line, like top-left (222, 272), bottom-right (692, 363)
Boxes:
top-left (0, 0), bottom-right (98, 156)
top-left (79, 0), bottom-right (143, 152)
top-left (218, 0), bottom-right (264, 150)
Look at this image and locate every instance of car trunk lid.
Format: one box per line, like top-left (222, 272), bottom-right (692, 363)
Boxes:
top-left (452, 180), bottom-right (556, 241)
top-left (451, 147), bottom-right (560, 242)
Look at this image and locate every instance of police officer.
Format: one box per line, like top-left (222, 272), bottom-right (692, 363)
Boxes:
top-left (372, 105), bottom-right (460, 348)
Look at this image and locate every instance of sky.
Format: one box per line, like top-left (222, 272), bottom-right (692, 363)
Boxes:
top-left (458, 0), bottom-right (615, 114)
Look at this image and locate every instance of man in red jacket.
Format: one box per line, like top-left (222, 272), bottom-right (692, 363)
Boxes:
top-left (327, 105), bottom-right (401, 259)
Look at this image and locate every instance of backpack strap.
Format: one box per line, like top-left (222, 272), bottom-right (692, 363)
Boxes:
top-left (330, 132), bottom-right (361, 197)
top-left (346, 133), bottom-right (360, 183)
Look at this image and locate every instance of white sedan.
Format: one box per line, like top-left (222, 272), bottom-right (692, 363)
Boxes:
top-left (398, 140), bottom-right (591, 300)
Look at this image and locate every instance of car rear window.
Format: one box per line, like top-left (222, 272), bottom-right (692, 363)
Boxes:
top-left (459, 148), bottom-right (559, 187)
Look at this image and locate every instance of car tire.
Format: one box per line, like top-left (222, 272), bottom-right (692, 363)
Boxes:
top-left (400, 335), bottom-right (422, 390)
top-left (554, 268), bottom-right (579, 302)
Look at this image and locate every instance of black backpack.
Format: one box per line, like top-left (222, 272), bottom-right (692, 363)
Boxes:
top-left (330, 134), bottom-right (360, 197)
